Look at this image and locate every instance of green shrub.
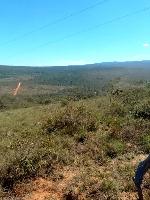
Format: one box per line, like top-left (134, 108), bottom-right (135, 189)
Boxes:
top-left (103, 116), bottom-right (123, 140)
top-left (44, 103), bottom-right (99, 136)
top-left (106, 140), bottom-right (125, 158)
top-left (0, 154), bottom-right (53, 191)
top-left (107, 101), bottom-right (126, 117)
top-left (0, 100), bottom-right (6, 110)
top-left (101, 178), bottom-right (118, 192)
top-left (140, 134), bottom-right (150, 153)
top-left (132, 101), bottom-right (150, 119)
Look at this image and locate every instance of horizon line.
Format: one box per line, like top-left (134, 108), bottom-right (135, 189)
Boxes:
top-left (0, 59), bottom-right (150, 68)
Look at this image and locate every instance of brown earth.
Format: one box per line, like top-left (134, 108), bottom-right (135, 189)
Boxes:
top-left (13, 168), bottom-right (77, 200)
top-left (9, 155), bottom-right (150, 200)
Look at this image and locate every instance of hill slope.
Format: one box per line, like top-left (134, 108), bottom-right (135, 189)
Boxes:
top-left (1, 86), bottom-right (150, 199)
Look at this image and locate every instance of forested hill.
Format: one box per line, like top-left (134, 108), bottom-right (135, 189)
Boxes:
top-left (0, 60), bottom-right (150, 86)
top-left (1, 60), bottom-right (150, 71)
top-left (1, 60), bottom-right (150, 110)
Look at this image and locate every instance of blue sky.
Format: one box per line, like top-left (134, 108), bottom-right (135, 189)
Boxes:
top-left (0, 0), bottom-right (150, 66)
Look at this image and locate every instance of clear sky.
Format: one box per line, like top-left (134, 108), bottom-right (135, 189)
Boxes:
top-left (0, 0), bottom-right (150, 66)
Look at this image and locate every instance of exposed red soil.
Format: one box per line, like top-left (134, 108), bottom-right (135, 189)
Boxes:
top-left (14, 168), bottom-right (77, 200)
top-left (12, 154), bottom-right (150, 200)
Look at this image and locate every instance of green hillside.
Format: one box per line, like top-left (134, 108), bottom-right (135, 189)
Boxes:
top-left (1, 61), bottom-right (150, 110)
top-left (1, 62), bottom-right (150, 199)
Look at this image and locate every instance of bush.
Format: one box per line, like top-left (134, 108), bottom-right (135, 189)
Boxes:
top-left (140, 134), bottom-right (150, 153)
top-left (0, 100), bottom-right (6, 110)
top-left (1, 154), bottom-right (53, 191)
top-left (44, 103), bottom-right (99, 136)
top-left (132, 101), bottom-right (150, 119)
top-left (107, 101), bottom-right (126, 117)
top-left (106, 140), bottom-right (125, 158)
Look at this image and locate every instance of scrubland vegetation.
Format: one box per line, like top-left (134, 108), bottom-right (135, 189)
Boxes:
top-left (1, 62), bottom-right (150, 199)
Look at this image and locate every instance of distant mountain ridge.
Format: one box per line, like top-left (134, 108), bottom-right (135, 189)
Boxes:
top-left (0, 60), bottom-right (150, 70)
